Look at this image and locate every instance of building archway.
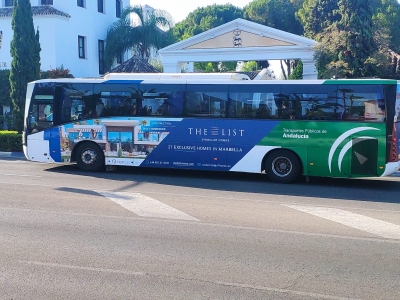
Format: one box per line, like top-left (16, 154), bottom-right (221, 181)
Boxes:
top-left (159, 18), bottom-right (318, 79)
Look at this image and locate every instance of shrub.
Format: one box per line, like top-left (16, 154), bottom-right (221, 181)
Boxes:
top-left (40, 65), bottom-right (74, 79)
top-left (0, 131), bottom-right (22, 152)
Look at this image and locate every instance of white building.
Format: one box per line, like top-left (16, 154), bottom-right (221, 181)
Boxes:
top-left (0, 0), bottom-right (128, 78)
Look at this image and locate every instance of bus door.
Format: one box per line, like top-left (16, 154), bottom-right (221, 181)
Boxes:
top-left (26, 83), bottom-right (58, 162)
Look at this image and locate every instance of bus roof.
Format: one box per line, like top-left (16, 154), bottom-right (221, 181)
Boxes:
top-left (103, 72), bottom-right (251, 81)
top-left (28, 75), bottom-right (397, 85)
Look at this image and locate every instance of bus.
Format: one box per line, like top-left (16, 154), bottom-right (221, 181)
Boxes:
top-left (23, 74), bottom-right (400, 183)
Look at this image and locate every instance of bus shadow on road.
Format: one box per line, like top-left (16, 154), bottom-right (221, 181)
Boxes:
top-left (45, 164), bottom-right (400, 204)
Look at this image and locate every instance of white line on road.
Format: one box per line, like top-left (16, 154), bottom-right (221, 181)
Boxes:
top-left (19, 260), bottom-right (143, 276)
top-left (2, 207), bottom-right (399, 244)
top-left (19, 260), bottom-right (360, 300)
top-left (1, 181), bottom-right (400, 214)
top-left (97, 191), bottom-right (200, 221)
top-left (283, 205), bottom-right (400, 240)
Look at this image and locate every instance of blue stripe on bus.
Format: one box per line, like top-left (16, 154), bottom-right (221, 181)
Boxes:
top-left (102, 80), bottom-right (144, 84)
top-left (44, 127), bottom-right (62, 162)
top-left (142, 119), bottom-right (280, 171)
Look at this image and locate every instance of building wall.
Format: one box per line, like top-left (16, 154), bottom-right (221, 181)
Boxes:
top-left (0, 0), bottom-right (126, 77)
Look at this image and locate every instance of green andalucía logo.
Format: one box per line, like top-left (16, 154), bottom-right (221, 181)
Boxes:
top-left (328, 127), bottom-right (380, 173)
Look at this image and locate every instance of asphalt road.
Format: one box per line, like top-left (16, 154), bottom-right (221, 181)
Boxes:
top-left (0, 156), bottom-right (399, 300)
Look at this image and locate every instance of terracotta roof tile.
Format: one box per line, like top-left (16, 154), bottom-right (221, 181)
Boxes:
top-left (0, 5), bottom-right (70, 18)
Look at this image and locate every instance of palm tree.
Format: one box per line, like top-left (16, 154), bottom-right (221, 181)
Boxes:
top-left (105, 5), bottom-right (175, 71)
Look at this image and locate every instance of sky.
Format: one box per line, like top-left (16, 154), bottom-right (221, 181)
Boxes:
top-left (130, 1), bottom-right (252, 23)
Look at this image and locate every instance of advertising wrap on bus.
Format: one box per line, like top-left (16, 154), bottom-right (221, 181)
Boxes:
top-left (28, 116), bottom-right (388, 178)
top-left (23, 76), bottom-right (400, 183)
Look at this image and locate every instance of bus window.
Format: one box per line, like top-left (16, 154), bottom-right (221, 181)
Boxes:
top-left (30, 96), bottom-right (54, 132)
top-left (279, 84), bottom-right (337, 120)
top-left (93, 83), bottom-right (139, 117)
top-left (58, 83), bottom-right (94, 123)
top-left (185, 84), bottom-right (228, 117)
top-left (139, 84), bottom-right (184, 117)
top-left (229, 84), bottom-right (280, 119)
top-left (288, 93), bottom-right (335, 120)
top-left (27, 82), bottom-right (56, 133)
top-left (337, 85), bottom-right (385, 121)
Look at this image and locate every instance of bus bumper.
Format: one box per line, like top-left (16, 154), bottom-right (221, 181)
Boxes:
top-left (381, 161), bottom-right (400, 177)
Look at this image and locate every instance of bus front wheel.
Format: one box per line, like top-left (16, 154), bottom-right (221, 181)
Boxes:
top-left (75, 142), bottom-right (105, 172)
top-left (265, 150), bottom-right (301, 183)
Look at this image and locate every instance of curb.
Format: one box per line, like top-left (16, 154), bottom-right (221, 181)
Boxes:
top-left (0, 151), bottom-right (25, 158)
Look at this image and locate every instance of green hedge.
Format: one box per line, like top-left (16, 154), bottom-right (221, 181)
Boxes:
top-left (0, 131), bottom-right (23, 152)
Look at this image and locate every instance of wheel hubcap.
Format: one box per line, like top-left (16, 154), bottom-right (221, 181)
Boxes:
top-left (81, 149), bottom-right (97, 165)
top-left (271, 157), bottom-right (292, 177)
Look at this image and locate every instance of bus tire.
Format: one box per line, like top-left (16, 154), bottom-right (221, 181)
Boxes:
top-left (75, 142), bottom-right (105, 172)
top-left (265, 150), bottom-right (301, 183)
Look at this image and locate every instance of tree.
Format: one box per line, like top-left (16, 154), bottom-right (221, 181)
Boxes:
top-left (334, 0), bottom-right (377, 77)
top-left (296, 0), bottom-right (340, 39)
top-left (193, 61), bottom-right (237, 73)
top-left (105, 5), bottom-right (174, 71)
top-left (172, 4), bottom-right (243, 41)
top-left (373, 0), bottom-right (400, 53)
top-left (288, 60), bottom-right (303, 79)
top-left (0, 70), bottom-right (11, 109)
top-left (9, 0), bottom-right (41, 132)
top-left (244, 0), bottom-right (303, 35)
top-left (0, 69), bottom-right (12, 130)
top-left (243, 0), bottom-right (304, 78)
top-left (312, 0), bottom-right (392, 78)
top-left (241, 61), bottom-right (259, 72)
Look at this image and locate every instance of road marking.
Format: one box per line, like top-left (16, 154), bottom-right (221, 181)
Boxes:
top-left (19, 260), bottom-right (143, 276)
top-left (97, 191), bottom-right (200, 221)
top-left (214, 281), bottom-right (361, 300)
top-left (2, 207), bottom-right (399, 244)
top-left (283, 205), bottom-right (400, 240)
top-left (19, 260), bottom-right (360, 300)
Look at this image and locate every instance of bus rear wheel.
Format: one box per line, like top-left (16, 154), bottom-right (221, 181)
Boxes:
top-left (75, 142), bottom-right (105, 172)
top-left (265, 150), bottom-right (301, 183)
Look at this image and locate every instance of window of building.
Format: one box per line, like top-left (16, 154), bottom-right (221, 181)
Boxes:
top-left (41, 0), bottom-right (53, 4)
top-left (97, 0), bottom-right (104, 13)
top-left (78, 36), bottom-right (86, 59)
top-left (77, 0), bottom-right (85, 8)
top-left (116, 0), bottom-right (122, 18)
top-left (98, 40), bottom-right (105, 75)
top-left (4, 0), bottom-right (13, 7)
